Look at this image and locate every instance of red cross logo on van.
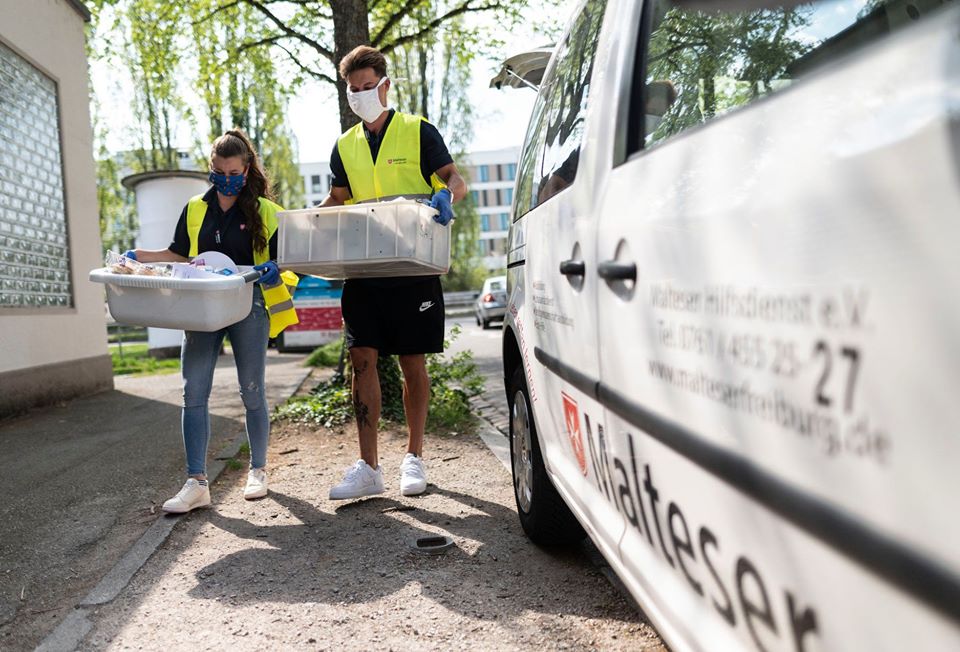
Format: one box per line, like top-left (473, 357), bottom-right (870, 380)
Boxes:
top-left (562, 392), bottom-right (588, 476)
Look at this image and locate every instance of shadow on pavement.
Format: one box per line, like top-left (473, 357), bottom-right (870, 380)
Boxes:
top-left (185, 488), bottom-right (637, 624)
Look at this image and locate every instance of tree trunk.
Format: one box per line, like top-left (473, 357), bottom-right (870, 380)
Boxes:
top-left (330, 0), bottom-right (371, 131)
top-left (418, 43), bottom-right (429, 119)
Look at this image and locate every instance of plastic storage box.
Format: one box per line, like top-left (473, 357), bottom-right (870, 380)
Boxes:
top-left (277, 200), bottom-right (450, 279)
top-left (89, 269), bottom-right (260, 331)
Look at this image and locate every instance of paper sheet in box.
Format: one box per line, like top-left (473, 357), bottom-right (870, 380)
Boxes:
top-left (277, 199), bottom-right (450, 279)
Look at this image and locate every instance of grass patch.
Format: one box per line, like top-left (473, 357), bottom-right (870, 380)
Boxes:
top-left (273, 325), bottom-right (484, 432)
top-left (111, 343), bottom-right (180, 376)
top-left (305, 337), bottom-right (344, 368)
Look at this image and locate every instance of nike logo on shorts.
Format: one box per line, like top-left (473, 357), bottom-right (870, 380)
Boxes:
top-left (419, 301), bottom-right (435, 312)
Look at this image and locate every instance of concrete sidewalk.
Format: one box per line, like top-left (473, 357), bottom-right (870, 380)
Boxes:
top-left (0, 350), bottom-right (311, 650)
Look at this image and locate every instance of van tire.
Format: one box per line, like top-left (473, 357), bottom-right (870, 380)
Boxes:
top-left (482, 319), bottom-right (491, 329)
top-left (507, 365), bottom-right (585, 546)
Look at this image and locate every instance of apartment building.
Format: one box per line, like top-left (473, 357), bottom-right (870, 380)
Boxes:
top-left (462, 147), bottom-right (520, 271)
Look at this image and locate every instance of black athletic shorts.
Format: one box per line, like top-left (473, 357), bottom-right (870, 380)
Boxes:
top-left (341, 276), bottom-right (445, 355)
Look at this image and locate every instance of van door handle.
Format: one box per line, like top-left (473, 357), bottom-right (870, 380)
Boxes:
top-left (559, 259), bottom-right (585, 277)
top-left (597, 260), bottom-right (637, 282)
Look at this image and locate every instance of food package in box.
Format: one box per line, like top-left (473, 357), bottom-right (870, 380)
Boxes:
top-left (277, 199), bottom-right (450, 279)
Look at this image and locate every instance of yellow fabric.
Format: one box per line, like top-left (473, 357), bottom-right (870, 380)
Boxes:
top-left (336, 112), bottom-right (447, 203)
top-left (185, 195), bottom-right (281, 264)
top-left (184, 194), bottom-right (296, 335)
top-left (260, 270), bottom-right (300, 338)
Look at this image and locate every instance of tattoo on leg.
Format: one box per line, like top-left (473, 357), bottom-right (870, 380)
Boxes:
top-left (353, 389), bottom-right (371, 429)
top-left (353, 359), bottom-right (369, 377)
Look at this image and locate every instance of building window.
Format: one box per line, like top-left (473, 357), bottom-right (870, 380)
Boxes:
top-left (504, 188), bottom-right (513, 205)
top-left (506, 163), bottom-right (517, 181)
top-left (481, 215), bottom-right (490, 232)
top-left (495, 188), bottom-right (503, 206)
top-left (326, 174), bottom-right (334, 189)
top-left (479, 165), bottom-right (489, 182)
top-left (0, 41), bottom-right (71, 308)
top-left (471, 190), bottom-right (480, 205)
top-left (500, 213), bottom-right (510, 230)
top-left (311, 174), bottom-right (323, 193)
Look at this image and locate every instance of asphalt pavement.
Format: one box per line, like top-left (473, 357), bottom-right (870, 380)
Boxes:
top-left (0, 349), bottom-right (310, 650)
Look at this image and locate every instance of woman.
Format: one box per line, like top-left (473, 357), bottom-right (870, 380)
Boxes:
top-left (126, 129), bottom-right (285, 512)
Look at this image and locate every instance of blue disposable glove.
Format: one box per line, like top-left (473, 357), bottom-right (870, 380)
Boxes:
top-left (123, 249), bottom-right (137, 261)
top-left (429, 189), bottom-right (454, 226)
top-left (253, 261), bottom-right (280, 285)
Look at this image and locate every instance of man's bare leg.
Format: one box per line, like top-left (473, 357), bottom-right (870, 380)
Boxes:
top-left (350, 347), bottom-right (381, 468)
top-left (398, 354), bottom-right (429, 457)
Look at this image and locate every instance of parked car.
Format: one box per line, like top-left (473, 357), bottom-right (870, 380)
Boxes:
top-left (497, 1), bottom-right (960, 651)
top-left (475, 275), bottom-right (507, 329)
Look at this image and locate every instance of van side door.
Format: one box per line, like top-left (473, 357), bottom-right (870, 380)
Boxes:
top-left (594, 1), bottom-right (960, 650)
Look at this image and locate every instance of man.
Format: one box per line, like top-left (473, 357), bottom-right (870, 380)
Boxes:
top-left (321, 45), bottom-right (467, 500)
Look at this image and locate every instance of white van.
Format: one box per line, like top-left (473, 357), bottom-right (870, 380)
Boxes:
top-left (498, 1), bottom-right (960, 650)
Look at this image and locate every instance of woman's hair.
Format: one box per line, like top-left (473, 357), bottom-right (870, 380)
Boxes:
top-left (210, 129), bottom-right (273, 254)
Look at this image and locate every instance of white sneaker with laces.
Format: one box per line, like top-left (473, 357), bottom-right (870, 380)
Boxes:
top-left (329, 459), bottom-right (385, 500)
top-left (400, 453), bottom-right (427, 496)
top-left (244, 468), bottom-right (268, 500)
top-left (162, 478), bottom-right (211, 514)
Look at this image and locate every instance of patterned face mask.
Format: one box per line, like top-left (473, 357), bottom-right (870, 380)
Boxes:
top-left (208, 171), bottom-right (246, 196)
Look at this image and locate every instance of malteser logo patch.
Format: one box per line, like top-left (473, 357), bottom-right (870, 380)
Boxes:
top-left (387, 158), bottom-right (407, 165)
top-left (562, 392), bottom-right (588, 476)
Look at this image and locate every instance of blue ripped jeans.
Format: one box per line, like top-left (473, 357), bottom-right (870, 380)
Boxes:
top-left (180, 292), bottom-right (269, 476)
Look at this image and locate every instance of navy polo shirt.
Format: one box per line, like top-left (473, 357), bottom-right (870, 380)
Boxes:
top-left (329, 109), bottom-right (454, 194)
top-left (169, 187), bottom-right (278, 266)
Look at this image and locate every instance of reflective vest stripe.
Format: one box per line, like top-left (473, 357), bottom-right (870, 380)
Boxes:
top-left (336, 112), bottom-right (447, 203)
top-left (267, 299), bottom-right (295, 314)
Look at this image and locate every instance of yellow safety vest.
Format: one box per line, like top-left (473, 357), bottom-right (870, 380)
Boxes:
top-left (336, 111), bottom-right (447, 203)
top-left (185, 194), bottom-right (299, 337)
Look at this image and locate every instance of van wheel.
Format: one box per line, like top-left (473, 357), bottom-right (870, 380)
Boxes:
top-left (508, 366), bottom-right (585, 546)
top-left (476, 315), bottom-right (482, 327)
top-left (482, 319), bottom-right (491, 330)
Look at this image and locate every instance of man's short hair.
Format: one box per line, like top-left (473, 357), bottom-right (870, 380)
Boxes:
top-left (339, 46), bottom-right (387, 80)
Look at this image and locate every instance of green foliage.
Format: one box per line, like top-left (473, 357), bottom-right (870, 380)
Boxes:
top-left (110, 343), bottom-right (180, 376)
top-left (305, 336), bottom-right (345, 368)
top-left (424, 325), bottom-right (485, 430)
top-left (443, 184), bottom-right (487, 291)
top-left (272, 381), bottom-right (354, 429)
top-left (275, 325), bottom-right (484, 431)
top-left (647, 6), bottom-right (812, 139)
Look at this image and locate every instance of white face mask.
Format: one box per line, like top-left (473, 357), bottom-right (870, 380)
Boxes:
top-left (347, 77), bottom-right (388, 123)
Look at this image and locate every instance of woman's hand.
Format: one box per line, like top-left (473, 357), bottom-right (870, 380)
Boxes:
top-left (253, 261), bottom-right (280, 285)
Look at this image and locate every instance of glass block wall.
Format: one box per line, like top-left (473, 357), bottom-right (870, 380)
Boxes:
top-left (0, 41), bottom-right (71, 308)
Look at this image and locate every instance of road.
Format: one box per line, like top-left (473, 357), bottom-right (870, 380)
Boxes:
top-left (444, 314), bottom-right (510, 434)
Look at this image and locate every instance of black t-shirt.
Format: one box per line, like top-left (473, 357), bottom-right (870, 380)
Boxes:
top-left (330, 109), bottom-right (455, 289)
top-left (169, 187), bottom-right (278, 266)
top-left (329, 109), bottom-right (454, 194)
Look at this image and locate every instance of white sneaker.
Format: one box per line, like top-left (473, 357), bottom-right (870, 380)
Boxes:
top-left (162, 478), bottom-right (211, 514)
top-left (329, 459), bottom-right (385, 500)
top-left (399, 453), bottom-right (427, 496)
top-left (244, 468), bottom-right (268, 500)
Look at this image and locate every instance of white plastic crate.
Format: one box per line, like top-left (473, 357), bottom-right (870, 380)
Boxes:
top-left (89, 269), bottom-right (259, 331)
top-left (278, 199), bottom-right (450, 279)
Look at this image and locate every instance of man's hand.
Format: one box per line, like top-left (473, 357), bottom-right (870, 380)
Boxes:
top-left (430, 189), bottom-right (454, 226)
top-left (253, 261), bottom-right (280, 285)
